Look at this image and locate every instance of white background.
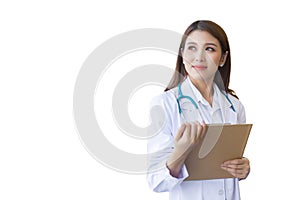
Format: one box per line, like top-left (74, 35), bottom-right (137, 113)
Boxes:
top-left (1, 0), bottom-right (300, 199)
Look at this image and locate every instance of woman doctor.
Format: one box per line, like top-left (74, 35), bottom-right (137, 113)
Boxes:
top-left (147, 20), bottom-right (250, 200)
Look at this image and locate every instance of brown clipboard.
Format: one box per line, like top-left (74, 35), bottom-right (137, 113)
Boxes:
top-left (184, 124), bottom-right (252, 181)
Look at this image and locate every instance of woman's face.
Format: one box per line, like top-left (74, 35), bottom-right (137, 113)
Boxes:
top-left (182, 30), bottom-right (227, 83)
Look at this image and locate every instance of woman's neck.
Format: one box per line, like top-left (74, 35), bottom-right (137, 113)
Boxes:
top-left (189, 76), bottom-right (214, 106)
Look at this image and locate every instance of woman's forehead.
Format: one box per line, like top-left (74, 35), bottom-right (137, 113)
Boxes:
top-left (185, 30), bottom-right (219, 45)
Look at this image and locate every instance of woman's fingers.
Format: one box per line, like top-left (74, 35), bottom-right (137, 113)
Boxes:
top-left (221, 166), bottom-right (246, 178)
top-left (175, 123), bottom-right (186, 141)
top-left (195, 121), bottom-right (202, 141)
top-left (221, 158), bottom-right (250, 179)
top-left (175, 121), bottom-right (205, 148)
top-left (200, 121), bottom-right (207, 139)
top-left (189, 121), bottom-right (200, 143)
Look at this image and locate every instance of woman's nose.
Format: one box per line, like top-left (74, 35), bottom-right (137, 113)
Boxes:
top-left (195, 50), bottom-right (205, 62)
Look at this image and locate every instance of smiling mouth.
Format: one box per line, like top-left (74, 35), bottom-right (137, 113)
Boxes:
top-left (193, 65), bottom-right (207, 70)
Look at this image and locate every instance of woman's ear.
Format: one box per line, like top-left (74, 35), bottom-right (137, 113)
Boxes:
top-left (219, 51), bottom-right (228, 67)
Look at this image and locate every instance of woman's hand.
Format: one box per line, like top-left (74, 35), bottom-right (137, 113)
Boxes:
top-left (167, 122), bottom-right (207, 177)
top-left (174, 121), bottom-right (207, 157)
top-left (221, 157), bottom-right (250, 180)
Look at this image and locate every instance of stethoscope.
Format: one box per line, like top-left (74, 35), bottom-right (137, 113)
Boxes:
top-left (176, 82), bottom-right (236, 115)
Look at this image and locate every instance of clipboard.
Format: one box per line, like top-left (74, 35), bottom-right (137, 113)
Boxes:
top-left (184, 124), bottom-right (252, 181)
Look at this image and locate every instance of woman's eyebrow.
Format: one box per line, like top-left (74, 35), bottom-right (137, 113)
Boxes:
top-left (186, 41), bottom-right (218, 47)
top-left (205, 42), bottom-right (218, 47)
top-left (186, 41), bottom-right (197, 45)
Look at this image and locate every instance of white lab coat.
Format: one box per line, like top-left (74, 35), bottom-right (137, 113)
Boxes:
top-left (147, 77), bottom-right (246, 200)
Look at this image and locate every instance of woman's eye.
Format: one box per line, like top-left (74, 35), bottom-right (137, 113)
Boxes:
top-left (187, 46), bottom-right (196, 51)
top-left (206, 47), bottom-right (215, 52)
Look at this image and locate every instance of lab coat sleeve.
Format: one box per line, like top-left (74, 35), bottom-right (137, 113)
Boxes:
top-left (228, 94), bottom-right (246, 124)
top-left (146, 93), bottom-right (189, 192)
top-left (237, 100), bottom-right (246, 124)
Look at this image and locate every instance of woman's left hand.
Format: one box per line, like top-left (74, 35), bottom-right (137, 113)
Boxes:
top-left (221, 157), bottom-right (250, 180)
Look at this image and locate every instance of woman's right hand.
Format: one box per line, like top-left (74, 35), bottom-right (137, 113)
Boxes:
top-left (167, 121), bottom-right (207, 177)
top-left (174, 121), bottom-right (207, 157)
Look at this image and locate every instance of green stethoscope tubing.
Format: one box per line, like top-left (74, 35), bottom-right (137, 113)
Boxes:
top-left (176, 83), bottom-right (236, 114)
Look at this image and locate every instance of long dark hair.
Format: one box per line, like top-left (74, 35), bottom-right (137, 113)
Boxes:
top-left (165, 20), bottom-right (238, 99)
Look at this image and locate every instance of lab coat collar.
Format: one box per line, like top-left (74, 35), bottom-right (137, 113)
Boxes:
top-left (181, 77), bottom-right (237, 123)
top-left (186, 77), bottom-right (230, 111)
top-left (186, 77), bottom-right (209, 106)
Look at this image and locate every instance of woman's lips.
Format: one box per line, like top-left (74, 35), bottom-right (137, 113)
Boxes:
top-left (193, 65), bottom-right (207, 70)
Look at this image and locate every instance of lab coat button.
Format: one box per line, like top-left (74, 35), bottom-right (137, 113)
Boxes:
top-left (218, 189), bottom-right (224, 195)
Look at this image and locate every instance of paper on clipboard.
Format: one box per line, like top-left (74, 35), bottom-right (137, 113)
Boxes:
top-left (184, 124), bottom-right (252, 181)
